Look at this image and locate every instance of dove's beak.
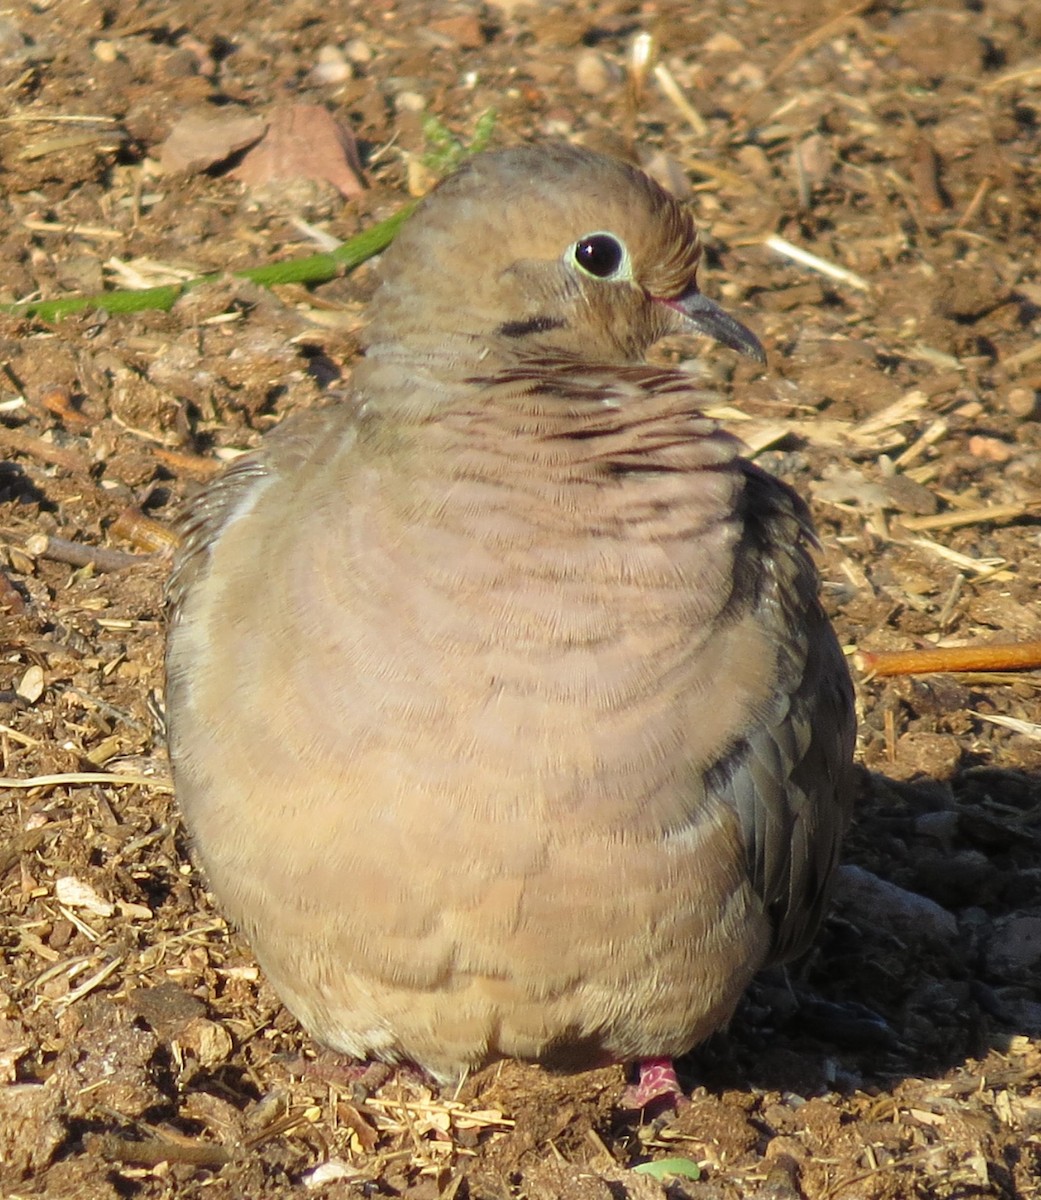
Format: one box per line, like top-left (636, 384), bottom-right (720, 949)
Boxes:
top-left (666, 286), bottom-right (766, 364)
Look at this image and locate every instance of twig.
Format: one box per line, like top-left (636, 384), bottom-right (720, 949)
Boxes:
top-left (23, 217), bottom-right (124, 240)
top-left (24, 533), bottom-right (156, 572)
top-left (0, 113), bottom-right (118, 125)
top-left (907, 537), bottom-right (1011, 579)
top-left (1, 203), bottom-right (415, 322)
top-left (20, 129), bottom-right (124, 161)
top-left (956, 176), bottom-right (992, 230)
top-left (653, 63), bottom-right (708, 138)
top-left (0, 425), bottom-right (89, 472)
top-left (0, 722), bottom-right (42, 747)
top-left (151, 446), bottom-right (226, 477)
top-left (733, 0), bottom-right (876, 115)
top-left (981, 64), bottom-right (1041, 92)
top-left (935, 573), bottom-right (964, 629)
top-left (1002, 341), bottom-right (1041, 373)
top-left (763, 234), bottom-right (872, 292)
top-left (853, 390), bottom-right (927, 439)
top-left (896, 502), bottom-right (1041, 533)
top-left (909, 137), bottom-right (946, 215)
top-left (891, 418), bottom-right (948, 469)
top-left (53, 955), bottom-right (124, 1011)
top-left (625, 31), bottom-right (655, 137)
top-left (88, 1132), bottom-right (234, 1168)
top-left (0, 771), bottom-right (173, 791)
top-left (883, 708), bottom-right (897, 762)
top-left (35, 382), bottom-right (93, 430)
top-left (970, 711), bottom-right (1041, 740)
top-left (856, 639), bottom-right (1041, 678)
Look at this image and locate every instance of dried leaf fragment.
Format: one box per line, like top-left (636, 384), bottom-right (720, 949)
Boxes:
top-left (15, 664), bottom-right (43, 703)
top-left (54, 875), bottom-right (114, 917)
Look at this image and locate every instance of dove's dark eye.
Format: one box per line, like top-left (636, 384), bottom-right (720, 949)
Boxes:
top-left (572, 233), bottom-right (628, 279)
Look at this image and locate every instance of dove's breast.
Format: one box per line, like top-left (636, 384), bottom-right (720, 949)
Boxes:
top-left (167, 397), bottom-right (781, 1077)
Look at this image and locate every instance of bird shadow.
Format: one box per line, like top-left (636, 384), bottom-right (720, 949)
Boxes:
top-left (0, 459), bottom-right (53, 509)
top-left (682, 761), bottom-right (1041, 1099)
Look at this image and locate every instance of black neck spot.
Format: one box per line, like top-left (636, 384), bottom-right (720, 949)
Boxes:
top-left (496, 316), bottom-right (566, 339)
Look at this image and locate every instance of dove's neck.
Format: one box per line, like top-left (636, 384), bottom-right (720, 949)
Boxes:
top-left (355, 342), bottom-right (741, 484)
top-left (344, 345), bottom-right (749, 605)
top-left (358, 336), bottom-right (548, 416)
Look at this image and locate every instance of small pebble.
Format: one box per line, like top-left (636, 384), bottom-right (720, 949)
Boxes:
top-left (394, 90), bottom-right (425, 113)
top-left (311, 45), bottom-right (352, 85)
top-left (702, 31), bottom-right (743, 54)
top-left (967, 434), bottom-right (1014, 462)
top-left (303, 1160), bottom-right (359, 1189)
top-left (0, 17), bottom-right (27, 58)
top-left (344, 38), bottom-right (373, 64)
top-left (574, 49), bottom-right (620, 96)
top-left (93, 39), bottom-right (119, 63)
top-left (429, 13), bottom-right (485, 48)
top-left (984, 916), bottom-right (1041, 978)
top-left (914, 810), bottom-right (959, 844)
top-left (833, 864), bottom-right (957, 942)
top-left (1004, 386), bottom-right (1038, 419)
top-left (178, 1017), bottom-right (234, 1067)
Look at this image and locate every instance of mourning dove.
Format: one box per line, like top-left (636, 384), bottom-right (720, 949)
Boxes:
top-left (165, 142), bottom-right (855, 1105)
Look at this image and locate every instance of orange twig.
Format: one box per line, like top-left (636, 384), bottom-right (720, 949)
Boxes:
top-left (152, 446), bottom-right (226, 477)
top-left (856, 640), bottom-right (1041, 678)
top-left (110, 506), bottom-right (180, 554)
top-left (36, 382), bottom-right (93, 431)
top-left (909, 136), bottom-right (947, 215)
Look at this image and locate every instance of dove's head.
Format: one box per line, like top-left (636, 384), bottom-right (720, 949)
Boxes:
top-left (365, 142), bottom-right (764, 367)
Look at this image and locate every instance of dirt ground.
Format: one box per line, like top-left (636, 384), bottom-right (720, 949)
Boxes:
top-left (0, 0), bottom-right (1040, 1196)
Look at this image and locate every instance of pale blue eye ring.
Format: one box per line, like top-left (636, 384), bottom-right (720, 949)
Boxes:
top-left (571, 233), bottom-right (629, 279)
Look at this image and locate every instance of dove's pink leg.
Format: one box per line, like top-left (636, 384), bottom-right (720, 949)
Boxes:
top-left (621, 1057), bottom-right (685, 1110)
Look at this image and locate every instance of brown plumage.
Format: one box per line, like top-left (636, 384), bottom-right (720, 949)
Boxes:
top-left (165, 142), bottom-right (855, 1096)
